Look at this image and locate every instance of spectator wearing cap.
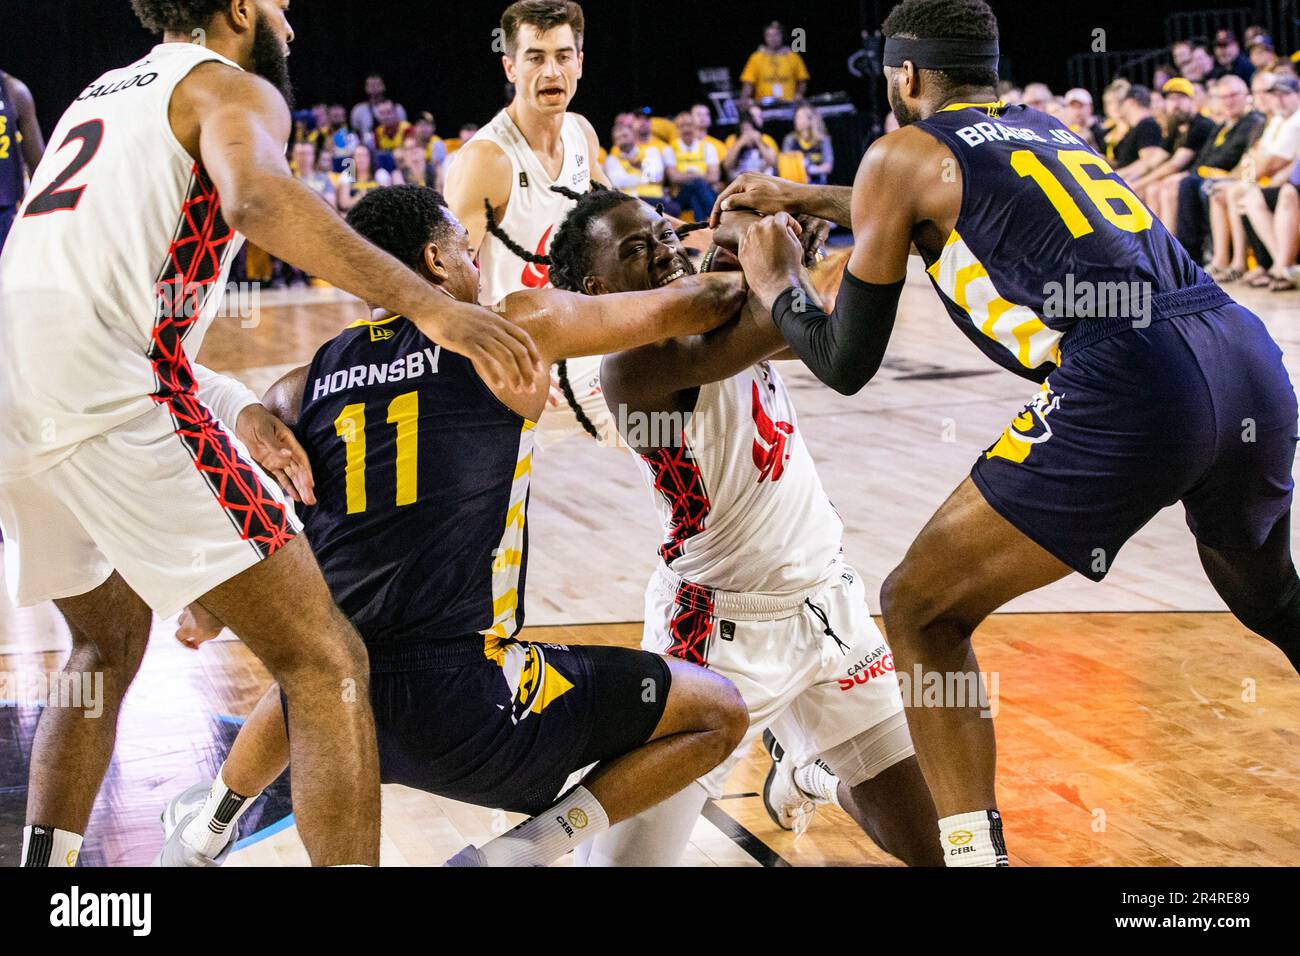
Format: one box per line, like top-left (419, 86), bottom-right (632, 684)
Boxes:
top-left (1134, 78), bottom-right (1216, 217)
top-left (1249, 34), bottom-right (1280, 73)
top-left (739, 21), bottom-right (810, 102)
top-left (1168, 74), bottom-right (1267, 263)
top-left (1063, 89), bottom-right (1102, 150)
top-left (1208, 72), bottom-right (1300, 283)
top-left (350, 73), bottom-right (407, 141)
top-left (1114, 86), bottom-right (1167, 182)
top-left (1212, 29), bottom-right (1255, 83)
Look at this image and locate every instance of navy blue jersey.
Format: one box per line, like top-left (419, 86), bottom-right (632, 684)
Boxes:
top-left (914, 102), bottom-right (1207, 382)
top-left (294, 315), bottom-right (535, 649)
top-left (0, 72), bottom-right (26, 209)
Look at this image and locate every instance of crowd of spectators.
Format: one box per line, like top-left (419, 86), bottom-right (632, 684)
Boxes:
top-left (995, 26), bottom-right (1300, 291)
top-left (259, 20), bottom-right (834, 287)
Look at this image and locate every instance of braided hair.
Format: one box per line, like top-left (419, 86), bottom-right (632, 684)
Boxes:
top-left (484, 184), bottom-right (710, 441)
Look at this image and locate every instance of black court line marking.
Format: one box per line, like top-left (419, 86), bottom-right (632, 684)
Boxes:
top-left (893, 369), bottom-right (1001, 381)
top-left (702, 800), bottom-right (791, 867)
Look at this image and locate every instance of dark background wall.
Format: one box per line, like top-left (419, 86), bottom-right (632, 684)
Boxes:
top-left (5, 0), bottom-right (1265, 140)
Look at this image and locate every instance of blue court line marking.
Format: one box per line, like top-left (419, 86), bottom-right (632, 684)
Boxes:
top-left (233, 812), bottom-right (296, 851)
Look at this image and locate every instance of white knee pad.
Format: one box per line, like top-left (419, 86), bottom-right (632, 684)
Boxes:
top-left (817, 711), bottom-right (915, 788)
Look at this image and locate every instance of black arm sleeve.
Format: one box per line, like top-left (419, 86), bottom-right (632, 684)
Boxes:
top-left (771, 270), bottom-right (904, 396)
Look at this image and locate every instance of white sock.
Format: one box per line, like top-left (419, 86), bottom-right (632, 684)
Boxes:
top-left (794, 760), bottom-right (844, 810)
top-left (22, 826), bottom-right (83, 867)
top-left (181, 766), bottom-right (260, 857)
top-left (479, 786), bottom-right (609, 867)
top-left (939, 809), bottom-right (1009, 867)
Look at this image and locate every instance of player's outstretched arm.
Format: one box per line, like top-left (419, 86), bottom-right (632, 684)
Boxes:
top-left (736, 131), bottom-right (926, 396)
top-left (500, 272), bottom-right (747, 364)
top-left (175, 64), bottom-right (540, 392)
top-left (710, 172), bottom-right (854, 229)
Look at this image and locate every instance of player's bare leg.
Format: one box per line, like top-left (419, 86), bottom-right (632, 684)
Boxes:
top-left (452, 658), bottom-right (748, 866)
top-left (1196, 510), bottom-right (1300, 673)
top-left (837, 755), bottom-right (943, 866)
top-left (880, 477), bottom-right (1071, 865)
top-left (577, 659), bottom-right (747, 823)
top-left (197, 536), bottom-right (380, 866)
top-left (224, 683), bottom-right (292, 794)
top-left (22, 573), bottom-right (152, 865)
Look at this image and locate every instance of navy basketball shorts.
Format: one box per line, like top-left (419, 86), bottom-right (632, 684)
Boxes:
top-left (364, 635), bottom-right (671, 815)
top-left (971, 302), bottom-right (1298, 581)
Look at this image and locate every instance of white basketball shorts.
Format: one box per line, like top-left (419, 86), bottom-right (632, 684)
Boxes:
top-left (0, 400), bottom-right (301, 618)
top-left (643, 559), bottom-right (910, 797)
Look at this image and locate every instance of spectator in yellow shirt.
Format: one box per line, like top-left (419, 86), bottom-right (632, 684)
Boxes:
top-left (691, 103), bottom-right (728, 158)
top-left (739, 21), bottom-right (810, 102)
top-left (372, 99), bottom-right (412, 153)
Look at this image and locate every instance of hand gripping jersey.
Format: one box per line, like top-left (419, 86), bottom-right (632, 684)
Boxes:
top-left (294, 315), bottom-right (535, 651)
top-left (913, 102), bottom-right (1207, 383)
top-left (0, 43), bottom-right (253, 480)
top-left (471, 109), bottom-right (591, 308)
top-left (632, 361), bottom-right (844, 595)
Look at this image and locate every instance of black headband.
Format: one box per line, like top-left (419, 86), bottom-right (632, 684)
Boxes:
top-left (883, 36), bottom-right (1000, 71)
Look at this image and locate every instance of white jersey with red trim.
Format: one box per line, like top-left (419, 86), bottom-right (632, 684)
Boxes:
top-left (472, 109), bottom-right (591, 308)
top-left (631, 361), bottom-right (844, 594)
top-left (0, 42), bottom-right (252, 481)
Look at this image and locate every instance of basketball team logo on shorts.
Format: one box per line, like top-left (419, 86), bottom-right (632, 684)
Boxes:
top-left (985, 386), bottom-right (1062, 465)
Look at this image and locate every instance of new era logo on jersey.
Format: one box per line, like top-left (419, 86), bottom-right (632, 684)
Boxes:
top-left (370, 326), bottom-right (395, 342)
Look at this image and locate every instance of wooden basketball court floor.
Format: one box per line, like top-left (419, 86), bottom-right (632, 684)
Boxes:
top-left (2, 253), bottom-right (1298, 866)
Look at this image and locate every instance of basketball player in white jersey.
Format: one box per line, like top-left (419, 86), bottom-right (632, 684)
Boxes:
top-left (543, 189), bottom-right (943, 865)
top-left (445, 0), bottom-right (619, 448)
top-left (0, 0), bottom-right (538, 867)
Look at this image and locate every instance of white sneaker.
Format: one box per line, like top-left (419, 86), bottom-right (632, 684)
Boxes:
top-left (152, 781), bottom-right (236, 867)
top-left (761, 729), bottom-right (818, 836)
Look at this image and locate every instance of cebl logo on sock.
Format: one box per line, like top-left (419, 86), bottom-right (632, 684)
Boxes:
top-left (567, 809), bottom-right (588, 829)
top-left (948, 830), bottom-right (974, 846)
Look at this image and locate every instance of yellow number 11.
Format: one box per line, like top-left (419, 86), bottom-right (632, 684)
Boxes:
top-left (333, 390), bottom-right (420, 515)
top-left (1011, 148), bottom-right (1152, 238)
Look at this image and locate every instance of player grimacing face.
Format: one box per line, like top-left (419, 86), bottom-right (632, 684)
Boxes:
top-left (581, 202), bottom-right (694, 295)
top-left (502, 24), bottom-right (584, 116)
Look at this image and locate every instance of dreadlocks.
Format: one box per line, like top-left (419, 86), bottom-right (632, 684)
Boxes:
top-left (484, 184), bottom-right (709, 441)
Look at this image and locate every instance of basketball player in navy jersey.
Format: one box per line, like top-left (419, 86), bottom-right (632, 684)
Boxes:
top-left (714, 0), bottom-right (1300, 866)
top-left (0, 68), bottom-right (44, 252)
top-left (155, 185), bottom-right (751, 867)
